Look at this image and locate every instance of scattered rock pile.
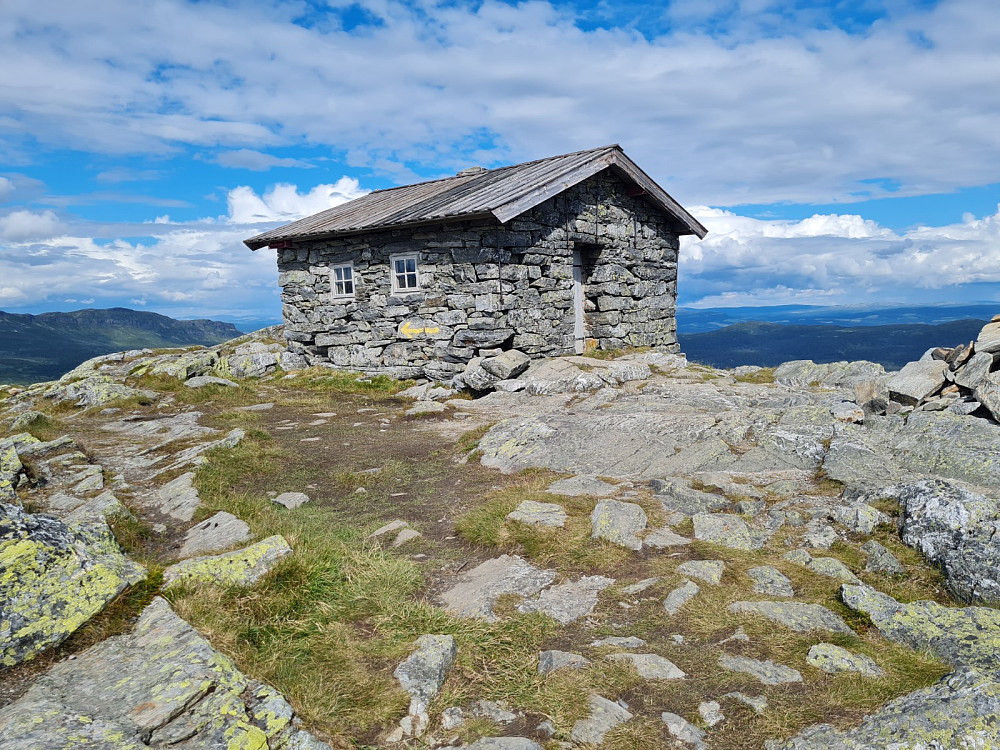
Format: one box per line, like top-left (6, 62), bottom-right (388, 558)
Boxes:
top-left (852, 315), bottom-right (1000, 421)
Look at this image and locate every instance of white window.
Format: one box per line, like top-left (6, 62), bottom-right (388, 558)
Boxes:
top-left (390, 253), bottom-right (420, 293)
top-left (331, 263), bottom-right (355, 299)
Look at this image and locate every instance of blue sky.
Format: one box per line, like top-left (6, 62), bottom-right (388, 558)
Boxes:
top-left (1, 0), bottom-right (999, 330)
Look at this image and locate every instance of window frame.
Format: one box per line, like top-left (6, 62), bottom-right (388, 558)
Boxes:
top-left (330, 262), bottom-right (356, 300)
top-left (389, 252), bottom-right (421, 295)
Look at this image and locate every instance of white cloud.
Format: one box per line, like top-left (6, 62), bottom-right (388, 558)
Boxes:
top-left (680, 204), bottom-right (1000, 306)
top-left (0, 209), bottom-right (63, 241)
top-left (0, 0), bottom-right (998, 204)
top-left (226, 179), bottom-right (368, 224)
top-left (0, 177), bottom-right (14, 201)
top-left (214, 149), bottom-right (313, 171)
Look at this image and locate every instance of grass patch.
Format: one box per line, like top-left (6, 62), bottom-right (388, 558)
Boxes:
top-left (734, 367), bottom-right (776, 384)
top-left (293, 368), bottom-right (412, 396)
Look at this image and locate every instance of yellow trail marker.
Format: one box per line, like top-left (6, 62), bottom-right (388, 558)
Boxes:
top-left (400, 320), bottom-right (441, 339)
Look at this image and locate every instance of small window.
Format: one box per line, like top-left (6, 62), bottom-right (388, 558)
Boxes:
top-left (390, 253), bottom-right (420, 293)
top-left (331, 263), bottom-right (355, 299)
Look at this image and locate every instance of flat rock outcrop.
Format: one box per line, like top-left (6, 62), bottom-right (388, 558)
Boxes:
top-left (0, 597), bottom-right (330, 749)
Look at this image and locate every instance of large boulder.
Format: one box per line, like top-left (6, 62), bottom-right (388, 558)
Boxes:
top-left (1, 503), bottom-right (146, 667)
top-left (0, 597), bottom-right (330, 749)
top-left (887, 479), bottom-right (1000, 604)
top-left (884, 360), bottom-right (948, 405)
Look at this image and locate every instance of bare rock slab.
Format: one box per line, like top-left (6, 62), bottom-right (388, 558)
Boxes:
top-left (273, 491), bottom-right (310, 509)
top-left (538, 650), bottom-right (591, 675)
top-left (607, 652), bottom-right (686, 680)
top-left (506, 500), bottom-right (567, 527)
top-left (163, 535), bottom-right (292, 588)
top-left (0, 597), bottom-right (330, 749)
top-left (807, 643), bottom-right (884, 676)
top-left (547, 475), bottom-right (619, 497)
top-left (394, 634), bottom-right (457, 735)
top-left (570, 695), bottom-right (632, 745)
top-left (748, 565), bottom-right (795, 597)
top-left (677, 559), bottom-right (725, 585)
top-left (591, 499), bottom-right (647, 550)
top-left (1, 503), bottom-right (146, 667)
top-left (885, 360), bottom-right (948, 405)
top-left (176, 511), bottom-right (251, 559)
top-left (518, 575), bottom-right (614, 624)
top-left (439, 554), bottom-right (556, 620)
top-left (459, 738), bottom-right (542, 750)
top-left (729, 601), bottom-right (853, 634)
top-left (719, 654), bottom-right (803, 685)
top-left (693, 512), bottom-right (761, 550)
top-left (153, 472), bottom-right (201, 521)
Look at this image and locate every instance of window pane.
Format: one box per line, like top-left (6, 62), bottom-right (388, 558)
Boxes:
top-left (343, 279), bottom-right (353, 294)
top-left (405, 258), bottom-right (416, 273)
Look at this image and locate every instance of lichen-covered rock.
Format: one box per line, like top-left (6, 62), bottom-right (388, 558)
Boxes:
top-left (861, 540), bottom-right (906, 575)
top-left (148, 349), bottom-right (218, 380)
top-left (570, 695), bottom-right (632, 745)
top-left (591, 499), bottom-right (647, 550)
top-left (506, 500), bottom-right (566, 527)
top-left (770, 668), bottom-right (1000, 750)
top-left (889, 479), bottom-right (1000, 604)
top-left (832, 502), bottom-right (890, 535)
top-left (677, 559), bottom-right (725, 585)
top-left (729, 600), bottom-right (853, 634)
top-left (652, 477), bottom-right (732, 515)
top-left (783, 550), bottom-right (860, 584)
top-left (438, 554), bottom-right (556, 620)
top-left (644, 526), bottom-right (691, 548)
top-left (162, 535), bottom-right (292, 587)
top-left (748, 565), bottom-right (795, 597)
top-left (394, 634), bottom-right (457, 736)
top-left (607, 652), bottom-right (686, 680)
top-left (481, 349), bottom-right (531, 381)
top-left (43, 375), bottom-right (157, 409)
top-left (217, 350), bottom-right (280, 379)
top-left (0, 440), bottom-right (23, 502)
top-left (1, 503), bottom-right (145, 667)
top-left (841, 585), bottom-right (1000, 675)
top-left (517, 575), bottom-right (614, 624)
top-left (719, 654), bottom-right (803, 685)
top-left (693, 513), bottom-right (761, 550)
top-left (806, 643), bottom-right (884, 676)
top-left (0, 597), bottom-right (331, 749)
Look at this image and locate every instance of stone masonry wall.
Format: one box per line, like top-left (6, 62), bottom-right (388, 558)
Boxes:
top-left (275, 169), bottom-right (680, 380)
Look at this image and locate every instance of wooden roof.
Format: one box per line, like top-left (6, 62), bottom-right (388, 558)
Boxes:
top-left (244, 145), bottom-right (707, 250)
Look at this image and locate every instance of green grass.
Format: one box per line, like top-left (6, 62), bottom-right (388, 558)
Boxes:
top-left (734, 367), bottom-right (776, 384)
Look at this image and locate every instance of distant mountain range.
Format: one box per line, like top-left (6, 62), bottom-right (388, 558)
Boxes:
top-left (677, 303), bottom-right (1000, 333)
top-left (679, 319), bottom-right (988, 371)
top-left (0, 308), bottom-right (242, 384)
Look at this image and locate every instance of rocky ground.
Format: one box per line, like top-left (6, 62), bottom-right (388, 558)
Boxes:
top-left (2, 318), bottom-right (1000, 749)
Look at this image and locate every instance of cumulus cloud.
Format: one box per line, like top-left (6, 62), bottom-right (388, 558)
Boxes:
top-left (0, 209), bottom-right (63, 242)
top-left (680, 204), bottom-right (1000, 306)
top-left (226, 178), bottom-right (368, 224)
top-left (0, 0), bottom-right (998, 204)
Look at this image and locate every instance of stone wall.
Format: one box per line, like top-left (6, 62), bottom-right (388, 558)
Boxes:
top-left (275, 169), bottom-right (680, 380)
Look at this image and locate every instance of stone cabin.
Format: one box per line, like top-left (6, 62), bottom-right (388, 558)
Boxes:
top-left (244, 145), bottom-right (707, 381)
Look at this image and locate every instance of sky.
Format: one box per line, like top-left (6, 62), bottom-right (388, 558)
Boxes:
top-left (2, 0), bottom-right (999, 330)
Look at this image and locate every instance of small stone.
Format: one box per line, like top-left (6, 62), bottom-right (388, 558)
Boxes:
top-left (802, 524), bottom-right (839, 549)
top-left (536, 719), bottom-right (556, 738)
top-left (607, 653), bottom-right (686, 680)
top-left (723, 692), bottom-right (768, 713)
top-left (441, 706), bottom-right (464, 730)
top-left (718, 654), bottom-right (803, 685)
top-left (538, 650), bottom-right (591, 675)
top-left (176, 511), bottom-right (251, 558)
top-left (591, 499), bottom-right (647, 550)
top-left (833, 503), bottom-right (891, 535)
top-left (369, 520), bottom-right (409, 538)
top-left (748, 566), bottom-right (794, 597)
top-left (728, 601), bottom-right (853, 634)
top-left (861, 540), bottom-right (906, 575)
top-left (664, 579), bottom-right (700, 615)
top-left (661, 712), bottom-right (707, 749)
top-left (718, 626), bottom-right (750, 644)
top-left (677, 560), bottom-right (724, 586)
top-left (692, 513), bottom-right (760, 550)
top-left (590, 636), bottom-right (645, 648)
top-left (393, 528), bottom-right (422, 547)
top-left (547, 475), bottom-right (618, 496)
top-left (506, 500), bottom-right (567, 527)
top-left (570, 695), bottom-right (632, 745)
top-left (472, 699), bottom-right (518, 723)
top-left (163, 535), bottom-right (292, 587)
top-left (272, 491), bottom-right (310, 509)
top-left (807, 643), bottom-right (885, 676)
top-left (394, 634), bottom-right (457, 735)
top-left (622, 577), bottom-right (661, 595)
top-left (698, 700), bottom-right (724, 727)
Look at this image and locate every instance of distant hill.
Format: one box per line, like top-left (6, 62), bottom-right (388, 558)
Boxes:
top-left (679, 319), bottom-right (988, 371)
top-left (0, 308), bottom-right (242, 384)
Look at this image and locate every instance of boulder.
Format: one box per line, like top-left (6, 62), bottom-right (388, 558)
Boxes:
top-left (644, 527), bottom-right (691, 548)
top-left (162, 535), bottom-right (292, 587)
top-left (748, 565), bottom-right (795, 597)
top-left (728, 601), bottom-right (853, 634)
top-left (591, 499), bottom-right (647, 550)
top-left (0, 597), bottom-right (331, 749)
top-left (570, 695), bottom-right (632, 745)
top-left (273, 491), bottom-right (311, 509)
top-left (954, 352), bottom-right (994, 390)
top-left (783, 549), bottom-right (861, 584)
top-left (862, 539), bottom-right (906, 574)
top-left (885, 360), bottom-right (948, 405)
top-left (653, 477), bottom-right (732, 515)
top-left (677, 559), bottom-right (724, 585)
top-left (890, 479), bottom-right (1000, 604)
top-left (854, 378), bottom-right (889, 415)
top-left (184, 375), bottom-right (238, 388)
top-left (438, 554), bottom-right (556, 620)
top-left (517, 575), bottom-right (614, 624)
top-left (692, 513), bottom-right (760, 550)
top-left (974, 372), bottom-right (1000, 422)
top-left (481, 349), bottom-right (531, 381)
top-left (1, 504), bottom-right (146, 667)
top-left (976, 321), bottom-right (1000, 354)
top-left (807, 643), bottom-right (884, 676)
